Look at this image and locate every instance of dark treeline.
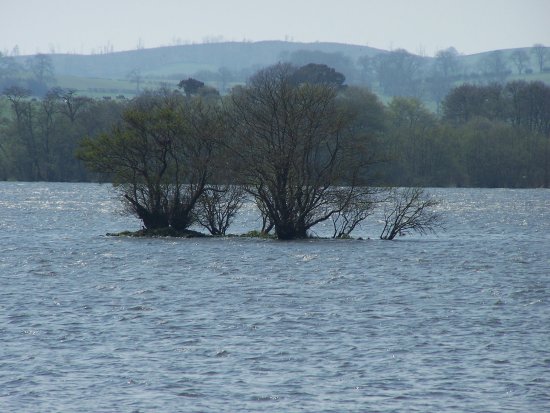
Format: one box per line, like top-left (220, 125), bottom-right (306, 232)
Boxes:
top-left (1, 67), bottom-right (550, 188)
top-left (0, 86), bottom-right (125, 181)
top-left (380, 80), bottom-right (550, 188)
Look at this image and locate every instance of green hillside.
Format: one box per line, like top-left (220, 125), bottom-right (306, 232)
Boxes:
top-left (25, 41), bottom-right (382, 78)
top-left (5, 41), bottom-right (550, 101)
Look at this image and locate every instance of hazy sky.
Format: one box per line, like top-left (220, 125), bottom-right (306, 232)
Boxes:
top-left (2, 0), bottom-right (549, 56)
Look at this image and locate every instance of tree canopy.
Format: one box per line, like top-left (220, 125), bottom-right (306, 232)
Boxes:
top-left (228, 63), bottom-right (373, 239)
top-left (78, 88), bottom-right (224, 231)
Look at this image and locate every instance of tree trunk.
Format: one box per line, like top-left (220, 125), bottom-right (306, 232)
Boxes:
top-left (140, 209), bottom-right (169, 230)
top-left (274, 220), bottom-right (307, 240)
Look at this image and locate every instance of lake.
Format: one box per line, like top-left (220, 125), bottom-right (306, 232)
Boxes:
top-left (1, 182), bottom-right (549, 412)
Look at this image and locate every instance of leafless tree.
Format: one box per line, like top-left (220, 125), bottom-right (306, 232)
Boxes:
top-left (380, 187), bottom-right (442, 240)
top-left (510, 50), bottom-right (530, 74)
top-left (196, 185), bottom-right (245, 235)
top-left (479, 51), bottom-right (509, 83)
top-left (51, 87), bottom-right (91, 123)
top-left (27, 53), bottom-right (54, 85)
top-left (252, 193), bottom-right (275, 235)
top-left (434, 47), bottom-right (460, 78)
top-left (2, 86), bottom-right (44, 179)
top-left (328, 187), bottom-right (377, 238)
top-left (532, 44), bottom-right (548, 73)
top-left (127, 69), bottom-right (143, 93)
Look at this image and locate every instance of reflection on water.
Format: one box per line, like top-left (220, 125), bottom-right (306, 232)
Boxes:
top-left (1, 183), bottom-right (549, 412)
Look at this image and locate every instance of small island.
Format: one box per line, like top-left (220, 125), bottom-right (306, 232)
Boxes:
top-left (79, 64), bottom-right (441, 241)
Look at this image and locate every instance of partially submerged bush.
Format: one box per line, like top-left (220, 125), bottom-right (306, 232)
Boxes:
top-left (380, 187), bottom-right (442, 240)
top-left (328, 187), bottom-right (378, 238)
top-left (196, 185), bottom-right (245, 235)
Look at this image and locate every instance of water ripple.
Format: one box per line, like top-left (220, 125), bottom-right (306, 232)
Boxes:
top-left (0, 183), bottom-right (549, 412)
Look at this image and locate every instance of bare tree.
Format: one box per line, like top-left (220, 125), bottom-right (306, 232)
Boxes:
top-left (50, 87), bottom-right (91, 123)
top-left (2, 86), bottom-right (43, 179)
top-left (380, 187), bottom-right (442, 240)
top-left (328, 187), bottom-right (377, 238)
top-left (253, 193), bottom-right (275, 235)
top-left (479, 51), bottom-right (509, 83)
top-left (510, 49), bottom-right (530, 74)
top-left (434, 47), bottom-right (460, 78)
top-left (217, 67), bottom-right (232, 94)
top-left (27, 53), bottom-right (55, 85)
top-left (374, 49), bottom-right (425, 97)
top-left (532, 44), bottom-right (548, 73)
top-left (126, 69), bottom-right (142, 93)
top-left (196, 185), bottom-right (245, 235)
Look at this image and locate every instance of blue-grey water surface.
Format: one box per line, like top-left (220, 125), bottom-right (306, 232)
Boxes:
top-left (1, 182), bottom-right (549, 412)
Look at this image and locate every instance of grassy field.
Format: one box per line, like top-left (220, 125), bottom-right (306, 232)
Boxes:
top-left (55, 75), bottom-right (179, 98)
top-left (508, 71), bottom-right (550, 83)
top-left (140, 62), bottom-right (219, 77)
top-left (51, 68), bottom-right (550, 105)
top-left (55, 71), bottom-right (229, 98)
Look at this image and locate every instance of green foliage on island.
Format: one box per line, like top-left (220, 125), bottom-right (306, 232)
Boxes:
top-left (240, 230), bottom-right (277, 239)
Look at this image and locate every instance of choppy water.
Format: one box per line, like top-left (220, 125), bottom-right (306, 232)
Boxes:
top-left (1, 182), bottom-right (549, 412)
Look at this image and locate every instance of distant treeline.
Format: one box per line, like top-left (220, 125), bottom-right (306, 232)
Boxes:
top-left (1, 68), bottom-right (549, 187)
top-left (379, 80), bottom-right (550, 187)
top-left (0, 87), bottom-right (125, 181)
top-left (0, 53), bottom-right (56, 97)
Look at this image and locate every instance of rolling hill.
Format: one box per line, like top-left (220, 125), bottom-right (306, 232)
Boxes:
top-left (8, 41), bottom-right (550, 101)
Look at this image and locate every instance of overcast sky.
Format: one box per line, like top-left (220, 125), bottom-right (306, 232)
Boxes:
top-left (2, 0), bottom-right (549, 56)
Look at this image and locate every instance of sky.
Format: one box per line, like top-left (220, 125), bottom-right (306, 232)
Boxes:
top-left (1, 0), bottom-right (549, 57)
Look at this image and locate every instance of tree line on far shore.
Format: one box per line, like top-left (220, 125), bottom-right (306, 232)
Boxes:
top-left (1, 64), bottom-right (549, 188)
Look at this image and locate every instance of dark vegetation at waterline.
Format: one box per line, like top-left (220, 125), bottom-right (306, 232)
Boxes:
top-left (106, 228), bottom-right (207, 238)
